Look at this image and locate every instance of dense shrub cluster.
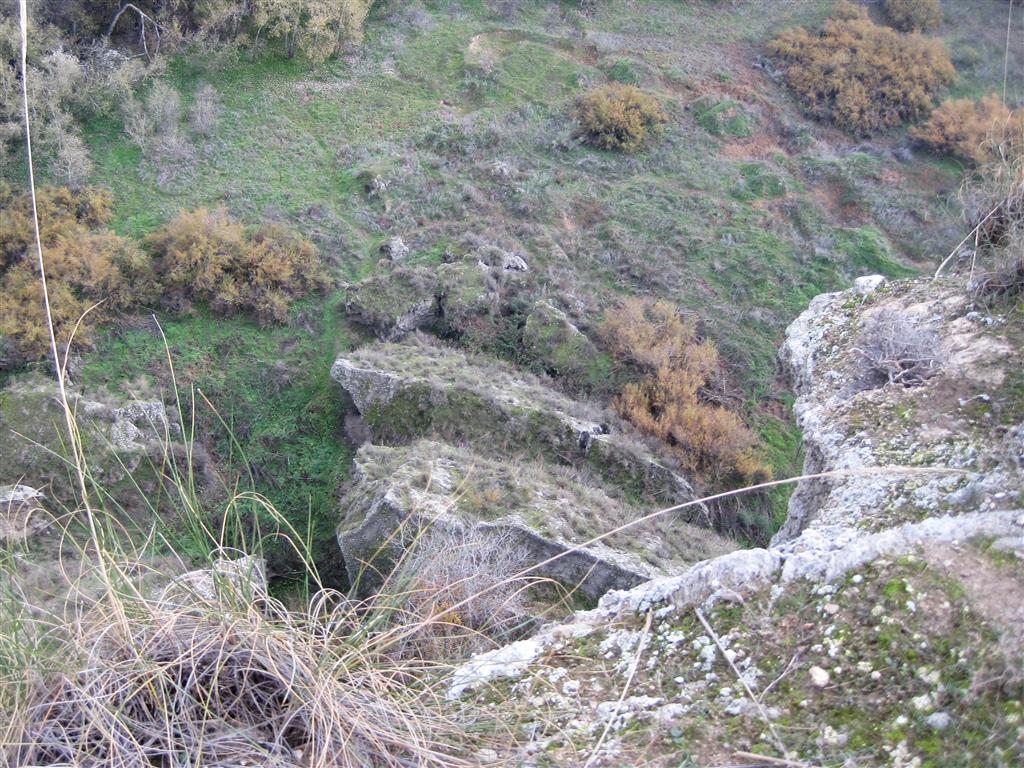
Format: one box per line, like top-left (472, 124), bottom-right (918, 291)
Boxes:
top-left (884, 0), bottom-right (943, 32)
top-left (913, 95), bottom-right (1024, 165)
top-left (0, 185), bottom-right (156, 365)
top-left (600, 299), bottom-right (771, 486)
top-left (0, 188), bottom-right (328, 366)
top-left (574, 83), bottom-right (666, 152)
top-left (146, 207), bottom-right (330, 325)
top-left (0, 20), bottom-right (94, 187)
top-left (767, 3), bottom-right (955, 136)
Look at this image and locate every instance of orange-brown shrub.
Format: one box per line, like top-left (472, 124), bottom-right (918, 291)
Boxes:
top-left (767, 2), bottom-right (955, 136)
top-left (913, 95), bottom-right (1024, 165)
top-left (884, 0), bottom-right (943, 32)
top-left (146, 208), bottom-right (330, 325)
top-left (599, 297), bottom-right (717, 373)
top-left (0, 184), bottom-right (155, 365)
top-left (601, 298), bottom-right (771, 486)
top-left (574, 83), bottom-right (667, 152)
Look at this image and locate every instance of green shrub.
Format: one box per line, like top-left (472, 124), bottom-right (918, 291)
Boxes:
top-left (146, 208), bottom-right (330, 325)
top-left (0, 184), bottom-right (155, 365)
top-left (693, 97), bottom-right (754, 138)
top-left (768, 2), bottom-right (955, 136)
top-left (606, 58), bottom-right (644, 85)
top-left (574, 83), bottom-right (667, 152)
top-left (884, 0), bottom-right (943, 32)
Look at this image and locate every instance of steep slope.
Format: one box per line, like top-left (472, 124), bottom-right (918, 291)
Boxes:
top-left (446, 278), bottom-right (1024, 768)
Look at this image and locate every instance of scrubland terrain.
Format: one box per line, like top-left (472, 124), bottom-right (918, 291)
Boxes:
top-left (0, 1), bottom-right (1022, 766)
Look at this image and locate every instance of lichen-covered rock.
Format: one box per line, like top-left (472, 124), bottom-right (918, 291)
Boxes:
top-left (519, 301), bottom-right (611, 392)
top-left (0, 484), bottom-right (48, 543)
top-left (343, 260), bottom-right (506, 341)
top-left (379, 236), bottom-right (410, 261)
top-left (444, 278), bottom-right (1024, 768)
top-left (344, 268), bottom-right (439, 342)
top-left (337, 440), bottom-right (734, 597)
top-left (331, 336), bottom-right (706, 511)
top-left (0, 373), bottom-right (208, 520)
top-left (775, 277), bottom-right (1023, 543)
top-left (162, 555), bottom-right (268, 605)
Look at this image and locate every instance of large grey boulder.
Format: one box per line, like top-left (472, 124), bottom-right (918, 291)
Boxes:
top-left (337, 441), bottom-right (734, 598)
top-left (331, 336), bottom-right (708, 514)
top-left (775, 278), bottom-right (1023, 544)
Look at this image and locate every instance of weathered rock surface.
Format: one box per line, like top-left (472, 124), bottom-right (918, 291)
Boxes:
top-left (0, 373), bottom-right (210, 520)
top-left (337, 441), bottom-right (734, 597)
top-left (344, 250), bottom-right (526, 341)
top-left (162, 555), bottom-right (268, 605)
top-left (331, 335), bottom-right (708, 512)
top-left (0, 484), bottom-right (48, 543)
top-left (445, 278), bottom-right (1024, 767)
top-left (775, 277), bottom-right (1023, 543)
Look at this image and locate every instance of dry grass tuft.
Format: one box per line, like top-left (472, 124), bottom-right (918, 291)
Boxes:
top-left (382, 527), bottom-right (535, 660)
top-left (6, 577), bottom-right (467, 768)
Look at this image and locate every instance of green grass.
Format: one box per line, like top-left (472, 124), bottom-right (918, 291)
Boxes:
top-left (28, 0), bottom-right (1011, 557)
top-left (79, 296), bottom-right (356, 586)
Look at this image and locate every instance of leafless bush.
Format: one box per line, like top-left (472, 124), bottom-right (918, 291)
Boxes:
top-left (854, 310), bottom-right (943, 388)
top-left (122, 96), bottom-right (153, 149)
top-left (384, 526), bottom-right (533, 660)
top-left (190, 82), bottom-right (221, 137)
top-left (955, 124), bottom-right (1023, 303)
top-left (146, 80), bottom-right (182, 135)
top-left (146, 130), bottom-right (195, 192)
top-left (52, 132), bottom-right (94, 189)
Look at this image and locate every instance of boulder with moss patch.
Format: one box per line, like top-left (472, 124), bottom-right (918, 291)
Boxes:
top-left (337, 440), bottom-right (735, 597)
top-left (331, 336), bottom-right (708, 512)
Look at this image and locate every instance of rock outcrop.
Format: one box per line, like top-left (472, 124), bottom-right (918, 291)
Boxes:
top-left (444, 278), bottom-right (1024, 767)
top-left (331, 335), bottom-right (707, 512)
top-left (0, 373), bottom-right (212, 521)
top-left (0, 484), bottom-right (48, 543)
top-left (775, 277), bottom-right (1023, 543)
top-left (337, 441), bottom-right (733, 597)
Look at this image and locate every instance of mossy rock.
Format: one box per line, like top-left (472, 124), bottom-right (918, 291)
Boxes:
top-left (336, 440), bottom-right (735, 596)
top-left (520, 301), bottom-right (614, 394)
top-left (331, 337), bottom-right (705, 509)
top-left (694, 96), bottom-right (756, 138)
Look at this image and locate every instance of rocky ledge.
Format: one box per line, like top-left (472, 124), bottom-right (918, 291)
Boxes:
top-left (336, 440), bottom-right (734, 597)
top-left (331, 335), bottom-right (709, 514)
top-left (444, 278), bottom-right (1024, 767)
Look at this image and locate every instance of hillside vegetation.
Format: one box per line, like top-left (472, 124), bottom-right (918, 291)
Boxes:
top-left (1, 0), bottom-right (1020, 572)
top-left (1, 2), bottom-right (1022, 765)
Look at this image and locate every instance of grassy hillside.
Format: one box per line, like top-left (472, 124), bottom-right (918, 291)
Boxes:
top-left (55, 0), bottom-right (1021, 570)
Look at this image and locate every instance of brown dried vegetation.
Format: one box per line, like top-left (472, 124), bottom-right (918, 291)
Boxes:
top-left (601, 299), bottom-right (771, 487)
top-left (146, 207), bottom-right (331, 325)
top-left (884, 0), bottom-right (943, 33)
top-left (0, 184), bottom-right (156, 365)
top-left (768, 2), bottom-right (955, 136)
top-left (913, 94), bottom-right (1024, 165)
top-left (574, 83), bottom-right (667, 152)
